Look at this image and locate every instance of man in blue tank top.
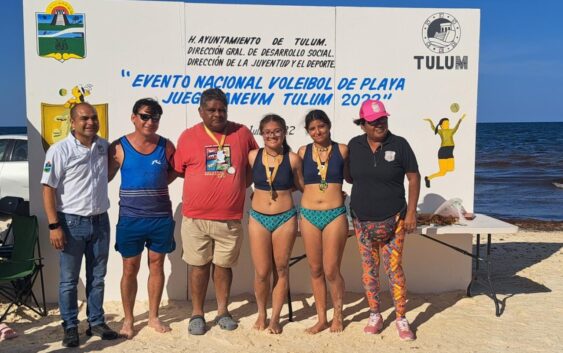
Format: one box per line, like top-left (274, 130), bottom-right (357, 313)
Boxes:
top-left (108, 98), bottom-right (178, 339)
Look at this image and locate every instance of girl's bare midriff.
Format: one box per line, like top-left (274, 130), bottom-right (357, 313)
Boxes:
top-left (251, 189), bottom-right (295, 214)
top-left (301, 183), bottom-right (345, 210)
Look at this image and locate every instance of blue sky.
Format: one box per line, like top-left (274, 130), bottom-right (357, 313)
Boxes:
top-left (2, 0), bottom-right (562, 126)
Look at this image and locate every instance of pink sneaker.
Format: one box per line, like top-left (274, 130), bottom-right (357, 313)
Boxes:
top-left (395, 318), bottom-right (416, 341)
top-left (363, 312), bottom-right (383, 334)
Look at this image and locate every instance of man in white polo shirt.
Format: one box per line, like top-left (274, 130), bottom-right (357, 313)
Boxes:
top-left (42, 102), bottom-right (118, 348)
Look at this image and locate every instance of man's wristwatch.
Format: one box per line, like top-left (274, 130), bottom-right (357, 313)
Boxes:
top-left (48, 221), bottom-right (61, 230)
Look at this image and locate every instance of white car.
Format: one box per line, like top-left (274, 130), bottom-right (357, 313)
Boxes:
top-left (0, 135), bottom-right (29, 201)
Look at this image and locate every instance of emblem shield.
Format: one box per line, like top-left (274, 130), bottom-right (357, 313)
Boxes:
top-left (384, 150), bottom-right (396, 162)
top-left (36, 1), bottom-right (86, 62)
top-left (41, 103), bottom-right (108, 151)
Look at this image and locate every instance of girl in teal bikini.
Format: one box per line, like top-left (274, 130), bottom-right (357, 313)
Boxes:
top-left (297, 110), bottom-right (349, 334)
top-left (248, 114), bottom-right (304, 334)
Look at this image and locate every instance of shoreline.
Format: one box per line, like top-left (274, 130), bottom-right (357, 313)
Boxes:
top-left (497, 218), bottom-right (563, 231)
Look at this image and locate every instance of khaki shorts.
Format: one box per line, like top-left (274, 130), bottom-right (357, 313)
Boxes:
top-left (181, 217), bottom-right (243, 267)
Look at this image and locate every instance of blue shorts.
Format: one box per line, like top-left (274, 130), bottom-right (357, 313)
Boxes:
top-left (115, 216), bottom-right (176, 258)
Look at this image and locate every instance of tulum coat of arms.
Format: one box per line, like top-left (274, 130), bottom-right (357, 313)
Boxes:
top-left (36, 1), bottom-right (86, 62)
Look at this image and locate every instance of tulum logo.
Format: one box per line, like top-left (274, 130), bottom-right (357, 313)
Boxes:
top-left (422, 13), bottom-right (461, 54)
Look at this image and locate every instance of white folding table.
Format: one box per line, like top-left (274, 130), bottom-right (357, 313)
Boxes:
top-left (418, 214), bottom-right (518, 316)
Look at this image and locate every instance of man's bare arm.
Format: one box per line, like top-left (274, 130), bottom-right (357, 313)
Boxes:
top-left (108, 140), bottom-right (123, 182)
top-left (43, 185), bottom-right (65, 250)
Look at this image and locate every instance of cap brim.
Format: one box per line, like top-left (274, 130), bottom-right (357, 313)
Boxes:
top-left (362, 113), bottom-right (390, 122)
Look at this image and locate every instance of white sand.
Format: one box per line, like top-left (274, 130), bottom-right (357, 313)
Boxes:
top-left (2, 230), bottom-right (563, 352)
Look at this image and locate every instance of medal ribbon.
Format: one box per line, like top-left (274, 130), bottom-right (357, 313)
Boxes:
top-left (262, 149), bottom-right (282, 195)
top-left (314, 144), bottom-right (332, 191)
top-left (203, 124), bottom-right (226, 151)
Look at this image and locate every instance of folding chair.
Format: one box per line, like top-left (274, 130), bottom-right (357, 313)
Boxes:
top-left (0, 197), bottom-right (24, 217)
top-left (0, 197), bottom-right (25, 259)
top-left (0, 214), bottom-right (47, 320)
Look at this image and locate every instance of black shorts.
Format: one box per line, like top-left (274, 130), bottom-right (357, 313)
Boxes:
top-left (438, 146), bottom-right (454, 159)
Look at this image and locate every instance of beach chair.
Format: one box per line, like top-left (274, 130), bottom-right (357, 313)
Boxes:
top-left (0, 214), bottom-right (47, 321)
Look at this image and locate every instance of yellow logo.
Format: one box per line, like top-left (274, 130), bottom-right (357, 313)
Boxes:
top-left (41, 84), bottom-right (108, 151)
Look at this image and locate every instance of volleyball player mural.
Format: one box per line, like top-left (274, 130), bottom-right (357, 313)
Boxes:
top-left (422, 103), bottom-right (466, 188)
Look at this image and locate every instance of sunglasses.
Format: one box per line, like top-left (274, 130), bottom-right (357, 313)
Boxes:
top-left (138, 113), bottom-right (161, 122)
top-left (367, 118), bottom-right (388, 128)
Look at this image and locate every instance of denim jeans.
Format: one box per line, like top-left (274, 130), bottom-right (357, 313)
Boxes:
top-left (58, 212), bottom-right (110, 329)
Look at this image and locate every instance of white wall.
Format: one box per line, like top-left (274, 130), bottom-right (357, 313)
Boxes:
top-left (24, 0), bottom-right (479, 302)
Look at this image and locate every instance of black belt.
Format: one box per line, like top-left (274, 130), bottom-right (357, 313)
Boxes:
top-left (84, 213), bottom-right (106, 221)
top-left (58, 211), bottom-right (107, 221)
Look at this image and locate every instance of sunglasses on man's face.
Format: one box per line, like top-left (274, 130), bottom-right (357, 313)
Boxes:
top-left (138, 113), bottom-right (161, 122)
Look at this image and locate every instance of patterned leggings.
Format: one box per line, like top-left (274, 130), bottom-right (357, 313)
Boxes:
top-left (353, 215), bottom-right (407, 318)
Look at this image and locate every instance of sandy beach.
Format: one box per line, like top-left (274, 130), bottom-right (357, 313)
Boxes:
top-left (1, 228), bottom-right (562, 353)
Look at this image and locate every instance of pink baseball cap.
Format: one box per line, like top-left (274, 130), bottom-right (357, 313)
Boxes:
top-left (358, 99), bottom-right (390, 122)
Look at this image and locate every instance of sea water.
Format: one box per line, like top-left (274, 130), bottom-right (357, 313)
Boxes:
top-left (1, 123), bottom-right (562, 220)
top-left (475, 122), bottom-right (563, 221)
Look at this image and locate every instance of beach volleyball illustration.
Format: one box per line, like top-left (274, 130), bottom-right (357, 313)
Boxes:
top-left (423, 103), bottom-right (466, 188)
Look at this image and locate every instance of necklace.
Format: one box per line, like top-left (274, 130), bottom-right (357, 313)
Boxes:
top-left (265, 147), bottom-right (283, 158)
top-left (314, 143), bottom-right (330, 152)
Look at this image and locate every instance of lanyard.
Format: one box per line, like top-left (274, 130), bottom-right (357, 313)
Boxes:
top-left (313, 144), bottom-right (332, 191)
top-left (262, 149), bottom-right (282, 198)
top-left (203, 124), bottom-right (226, 151)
